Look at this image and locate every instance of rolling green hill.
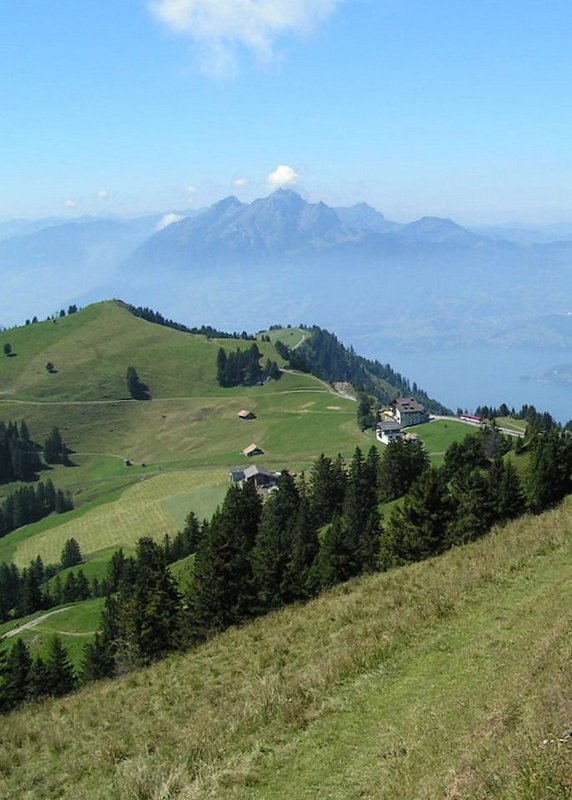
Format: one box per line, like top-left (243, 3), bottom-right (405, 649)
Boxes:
top-left (0, 300), bottom-right (479, 663)
top-left (0, 498), bottom-right (570, 799)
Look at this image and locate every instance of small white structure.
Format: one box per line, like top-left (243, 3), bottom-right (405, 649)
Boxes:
top-left (376, 420), bottom-right (403, 445)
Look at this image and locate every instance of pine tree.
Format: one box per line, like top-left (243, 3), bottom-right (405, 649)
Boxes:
top-left (448, 466), bottom-right (495, 544)
top-left (45, 636), bottom-right (76, 697)
top-left (308, 453), bottom-right (347, 526)
top-left (526, 430), bottom-right (572, 513)
top-left (60, 537), bottom-right (82, 568)
top-left (1, 639), bottom-right (32, 711)
top-left (380, 468), bottom-right (456, 569)
top-left (189, 482), bottom-right (262, 639)
top-left (44, 427), bottom-right (65, 464)
top-left (494, 458), bottom-right (526, 521)
top-left (251, 471), bottom-right (299, 609)
top-left (80, 632), bottom-right (115, 683)
top-left (317, 515), bottom-right (359, 589)
top-left (28, 655), bottom-right (51, 700)
top-left (284, 492), bottom-right (320, 601)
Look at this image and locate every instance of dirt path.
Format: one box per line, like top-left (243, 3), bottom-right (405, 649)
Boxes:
top-left (3, 607), bottom-right (71, 639)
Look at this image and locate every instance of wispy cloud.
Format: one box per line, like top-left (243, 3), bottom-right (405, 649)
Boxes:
top-left (233, 177), bottom-right (250, 187)
top-left (186, 185), bottom-right (197, 193)
top-left (97, 190), bottom-right (109, 199)
top-left (268, 164), bottom-right (299, 189)
top-left (149, 0), bottom-right (344, 75)
top-left (156, 212), bottom-right (184, 230)
top-left (65, 199), bottom-right (77, 208)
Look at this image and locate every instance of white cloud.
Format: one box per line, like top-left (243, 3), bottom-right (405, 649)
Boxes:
top-left (186, 185), bottom-right (197, 193)
top-left (268, 164), bottom-right (299, 189)
top-left (156, 212), bottom-right (184, 230)
top-left (65, 199), bottom-right (77, 208)
top-left (233, 177), bottom-right (250, 187)
top-left (97, 190), bottom-right (109, 199)
top-left (149, 0), bottom-right (343, 75)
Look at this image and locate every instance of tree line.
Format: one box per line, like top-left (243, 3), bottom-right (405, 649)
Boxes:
top-left (216, 344), bottom-right (281, 387)
top-left (0, 480), bottom-right (72, 540)
top-left (0, 421), bottom-right (70, 484)
top-left (0, 538), bottom-right (82, 623)
top-left (274, 325), bottom-right (450, 414)
top-left (128, 304), bottom-right (255, 340)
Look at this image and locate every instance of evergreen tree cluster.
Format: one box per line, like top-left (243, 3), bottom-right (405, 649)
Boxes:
top-left (43, 426), bottom-right (69, 465)
top-left (128, 304), bottom-right (255, 340)
top-left (0, 421), bottom-right (41, 483)
top-left (216, 344), bottom-right (281, 387)
top-left (0, 480), bottom-right (72, 539)
top-left (275, 326), bottom-right (450, 413)
top-left (0, 636), bottom-right (76, 713)
top-left (380, 426), bottom-right (572, 568)
top-left (475, 402), bottom-right (558, 435)
top-left (0, 539), bottom-right (83, 623)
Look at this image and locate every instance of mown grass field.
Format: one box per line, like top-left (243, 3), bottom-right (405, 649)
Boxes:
top-left (9, 469), bottom-right (226, 567)
top-left (0, 499), bottom-right (570, 799)
top-left (406, 419), bottom-right (474, 464)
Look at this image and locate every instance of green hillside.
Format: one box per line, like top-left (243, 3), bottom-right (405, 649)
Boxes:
top-left (0, 300), bottom-right (480, 661)
top-left (0, 499), bottom-right (570, 799)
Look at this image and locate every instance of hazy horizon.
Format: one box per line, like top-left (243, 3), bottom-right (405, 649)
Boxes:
top-left (2, 2), bottom-right (572, 225)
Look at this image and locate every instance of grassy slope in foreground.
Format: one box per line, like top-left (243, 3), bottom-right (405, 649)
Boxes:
top-left (0, 499), bottom-right (571, 800)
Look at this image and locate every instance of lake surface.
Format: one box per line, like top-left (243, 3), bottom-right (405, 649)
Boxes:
top-left (344, 339), bottom-right (572, 423)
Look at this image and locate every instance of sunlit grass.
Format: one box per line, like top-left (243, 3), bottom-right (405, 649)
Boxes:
top-left (0, 498), bottom-right (570, 799)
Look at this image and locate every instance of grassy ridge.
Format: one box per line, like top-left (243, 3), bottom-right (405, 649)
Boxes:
top-left (0, 500), bottom-right (570, 799)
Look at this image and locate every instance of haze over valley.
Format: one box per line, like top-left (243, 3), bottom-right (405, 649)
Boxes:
top-left (2, 188), bottom-right (572, 419)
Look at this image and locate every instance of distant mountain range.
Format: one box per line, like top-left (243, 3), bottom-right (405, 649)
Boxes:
top-left (3, 190), bottom-right (572, 352)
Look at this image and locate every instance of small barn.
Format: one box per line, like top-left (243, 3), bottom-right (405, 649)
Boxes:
top-left (238, 409), bottom-right (256, 420)
top-left (243, 443), bottom-right (264, 457)
top-left (243, 464), bottom-right (279, 489)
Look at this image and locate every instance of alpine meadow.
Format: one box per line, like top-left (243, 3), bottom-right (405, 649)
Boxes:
top-left (2, 1), bottom-right (572, 798)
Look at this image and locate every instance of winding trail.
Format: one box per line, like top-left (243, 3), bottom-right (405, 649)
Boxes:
top-left (3, 607), bottom-right (71, 639)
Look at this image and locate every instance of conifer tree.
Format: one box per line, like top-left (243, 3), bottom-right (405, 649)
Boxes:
top-left (28, 655), bottom-right (51, 700)
top-left (308, 453), bottom-right (347, 526)
top-left (317, 515), bottom-right (359, 589)
top-left (189, 482), bottom-right (262, 638)
top-left (380, 468), bottom-right (456, 569)
top-left (45, 636), bottom-right (76, 696)
top-left (526, 430), bottom-right (572, 513)
top-left (284, 492), bottom-right (320, 601)
top-left (80, 632), bottom-right (115, 683)
top-left (60, 537), bottom-right (82, 569)
top-left (493, 458), bottom-right (526, 521)
top-left (1, 639), bottom-right (32, 711)
top-left (251, 471), bottom-right (299, 609)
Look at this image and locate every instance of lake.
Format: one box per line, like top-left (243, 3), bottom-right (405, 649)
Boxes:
top-left (341, 337), bottom-right (572, 423)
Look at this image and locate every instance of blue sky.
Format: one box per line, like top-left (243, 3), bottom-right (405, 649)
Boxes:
top-left (2, 0), bottom-right (572, 224)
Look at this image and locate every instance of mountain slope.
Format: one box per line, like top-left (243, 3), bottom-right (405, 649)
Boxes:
top-left (1, 498), bottom-right (570, 799)
top-left (334, 201), bottom-right (403, 233)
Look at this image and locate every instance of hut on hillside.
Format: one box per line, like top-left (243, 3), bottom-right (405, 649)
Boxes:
top-left (238, 409), bottom-right (256, 420)
top-left (243, 443), bottom-right (264, 457)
